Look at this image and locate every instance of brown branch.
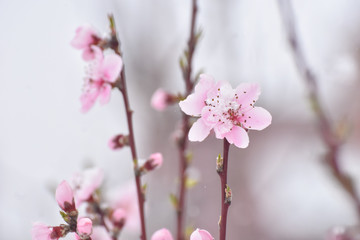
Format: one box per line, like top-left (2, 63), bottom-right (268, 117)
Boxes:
top-left (108, 14), bottom-right (147, 240)
top-left (277, 0), bottom-right (360, 220)
top-left (176, 1), bottom-right (198, 240)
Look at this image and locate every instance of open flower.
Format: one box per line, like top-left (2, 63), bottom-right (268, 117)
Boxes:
top-left (179, 74), bottom-right (271, 148)
top-left (71, 25), bottom-right (101, 61)
top-left (32, 223), bottom-right (66, 240)
top-left (151, 228), bottom-right (174, 240)
top-left (190, 228), bottom-right (214, 240)
top-left (80, 46), bottom-right (123, 112)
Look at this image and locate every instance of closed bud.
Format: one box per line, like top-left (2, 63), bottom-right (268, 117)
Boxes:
top-left (108, 134), bottom-right (129, 150)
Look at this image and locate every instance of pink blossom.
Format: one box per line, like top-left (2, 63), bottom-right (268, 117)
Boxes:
top-left (142, 152), bottom-right (163, 172)
top-left (107, 183), bottom-right (139, 231)
top-left (31, 223), bottom-right (52, 240)
top-left (151, 228), bottom-right (174, 240)
top-left (56, 180), bottom-right (76, 212)
top-left (90, 226), bottom-right (113, 240)
top-left (179, 74), bottom-right (272, 148)
top-left (151, 89), bottom-right (172, 111)
top-left (71, 25), bottom-right (101, 61)
top-left (112, 208), bottom-right (127, 224)
top-left (80, 46), bottom-right (123, 112)
top-left (190, 228), bottom-right (214, 240)
top-left (77, 217), bottom-right (93, 236)
top-left (72, 167), bottom-right (104, 206)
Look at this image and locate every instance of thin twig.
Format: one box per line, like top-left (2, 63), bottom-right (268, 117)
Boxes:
top-left (277, 0), bottom-right (360, 220)
top-left (108, 14), bottom-right (147, 240)
top-left (218, 139), bottom-right (231, 240)
top-left (176, 1), bottom-right (198, 240)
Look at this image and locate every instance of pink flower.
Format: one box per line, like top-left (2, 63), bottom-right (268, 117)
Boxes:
top-left (32, 223), bottom-right (52, 240)
top-left (151, 228), bottom-right (174, 240)
top-left (90, 226), bottom-right (113, 240)
top-left (80, 46), bottom-right (123, 112)
top-left (141, 152), bottom-right (163, 172)
top-left (77, 217), bottom-right (93, 236)
top-left (179, 74), bottom-right (272, 148)
top-left (56, 180), bottom-right (76, 213)
top-left (71, 25), bottom-right (101, 61)
top-left (72, 167), bottom-right (104, 206)
top-left (112, 208), bottom-right (127, 224)
top-left (151, 89), bottom-right (172, 111)
top-left (190, 228), bottom-right (214, 240)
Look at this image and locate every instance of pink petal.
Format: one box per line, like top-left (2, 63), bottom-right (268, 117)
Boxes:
top-left (224, 126), bottom-right (249, 148)
top-left (188, 118), bottom-right (212, 142)
top-left (151, 228), bottom-right (174, 240)
top-left (71, 25), bottom-right (98, 49)
top-left (148, 152), bottom-right (163, 169)
top-left (82, 47), bottom-right (96, 61)
top-left (89, 46), bottom-right (105, 80)
top-left (55, 180), bottom-right (74, 211)
top-left (101, 53), bottom-right (123, 83)
top-left (112, 208), bottom-right (127, 223)
top-left (91, 226), bottom-right (113, 240)
top-left (241, 107), bottom-right (272, 130)
top-left (98, 84), bottom-right (112, 105)
top-left (190, 229), bottom-right (214, 240)
top-left (179, 74), bottom-right (216, 116)
top-left (31, 223), bottom-right (52, 240)
top-left (235, 83), bottom-right (260, 111)
top-left (77, 218), bottom-right (93, 235)
top-left (80, 87), bottom-right (99, 113)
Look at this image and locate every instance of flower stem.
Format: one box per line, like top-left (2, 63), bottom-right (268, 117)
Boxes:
top-left (218, 139), bottom-right (231, 240)
top-left (277, 0), bottom-right (360, 220)
top-left (176, 1), bottom-right (198, 240)
top-left (108, 14), bottom-right (147, 240)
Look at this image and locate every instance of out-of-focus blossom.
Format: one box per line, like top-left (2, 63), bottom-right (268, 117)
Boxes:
top-left (141, 152), bottom-right (163, 173)
top-left (326, 226), bottom-right (356, 240)
top-left (108, 134), bottom-right (129, 150)
top-left (32, 223), bottom-right (52, 240)
top-left (72, 167), bottom-right (104, 206)
top-left (77, 217), bottom-right (93, 237)
top-left (179, 74), bottom-right (271, 148)
top-left (151, 89), bottom-right (173, 111)
top-left (90, 226), bottom-right (113, 240)
top-left (107, 183), bottom-right (139, 231)
top-left (112, 208), bottom-right (127, 228)
top-left (190, 228), bottom-right (214, 240)
top-left (80, 46), bottom-right (123, 112)
top-left (71, 25), bottom-right (101, 61)
top-left (151, 228), bottom-right (174, 240)
top-left (55, 180), bottom-right (76, 213)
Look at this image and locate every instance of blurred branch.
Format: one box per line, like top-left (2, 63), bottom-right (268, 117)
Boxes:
top-left (277, 0), bottom-right (360, 220)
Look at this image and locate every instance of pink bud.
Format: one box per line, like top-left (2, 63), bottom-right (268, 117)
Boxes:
top-left (31, 223), bottom-right (52, 240)
top-left (190, 228), bottom-right (214, 240)
top-left (55, 180), bottom-right (76, 213)
top-left (108, 134), bottom-right (129, 150)
top-left (151, 89), bottom-right (172, 111)
top-left (77, 217), bottom-right (93, 236)
top-left (151, 228), bottom-right (174, 240)
top-left (142, 153), bottom-right (163, 172)
top-left (112, 208), bottom-right (127, 229)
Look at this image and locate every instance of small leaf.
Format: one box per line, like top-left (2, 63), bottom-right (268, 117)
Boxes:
top-left (169, 193), bottom-right (178, 210)
top-left (59, 211), bottom-right (70, 224)
top-left (185, 178), bottom-right (198, 189)
top-left (185, 151), bottom-right (193, 165)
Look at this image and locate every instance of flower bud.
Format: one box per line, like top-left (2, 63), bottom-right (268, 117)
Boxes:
top-left (77, 217), bottom-right (93, 237)
top-left (151, 228), bottom-right (174, 240)
top-left (141, 153), bottom-right (163, 173)
top-left (112, 208), bottom-right (126, 229)
top-left (56, 180), bottom-right (76, 213)
top-left (108, 134), bottom-right (129, 150)
top-left (190, 228), bottom-right (214, 240)
top-left (151, 89), bottom-right (174, 111)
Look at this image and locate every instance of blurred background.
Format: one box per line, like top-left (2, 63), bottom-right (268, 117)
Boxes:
top-left (1, 0), bottom-right (360, 239)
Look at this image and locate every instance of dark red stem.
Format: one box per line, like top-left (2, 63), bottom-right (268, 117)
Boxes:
top-left (108, 15), bottom-right (147, 240)
top-left (176, 1), bottom-right (198, 240)
top-left (277, 0), bottom-right (360, 220)
top-left (218, 139), bottom-right (230, 240)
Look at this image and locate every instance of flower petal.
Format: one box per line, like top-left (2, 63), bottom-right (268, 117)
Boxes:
top-left (98, 84), bottom-right (112, 105)
top-left (71, 25), bottom-right (98, 49)
top-left (190, 228), bottom-right (214, 240)
top-left (188, 118), bottom-right (212, 142)
top-left (235, 83), bottom-right (260, 111)
top-left (101, 53), bottom-right (123, 83)
top-left (179, 74), bottom-right (216, 116)
top-left (241, 107), bottom-right (272, 130)
top-left (224, 126), bottom-right (249, 148)
top-left (151, 228), bottom-right (174, 240)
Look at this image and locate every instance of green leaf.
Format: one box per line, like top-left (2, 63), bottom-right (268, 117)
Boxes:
top-left (59, 211), bottom-right (70, 224)
top-left (169, 193), bottom-right (178, 210)
top-left (185, 178), bottom-right (198, 189)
